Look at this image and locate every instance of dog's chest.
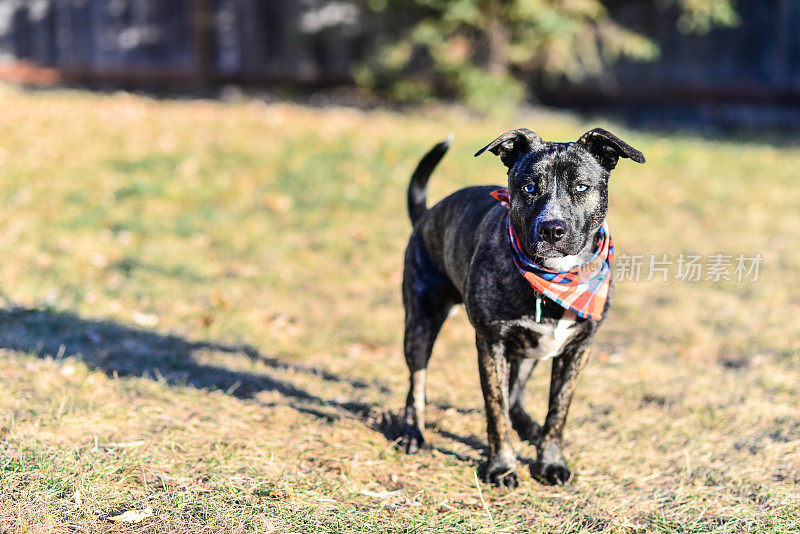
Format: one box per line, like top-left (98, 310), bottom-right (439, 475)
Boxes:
top-left (495, 311), bottom-right (579, 360)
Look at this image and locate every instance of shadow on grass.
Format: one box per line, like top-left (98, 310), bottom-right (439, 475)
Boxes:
top-left (0, 306), bottom-right (490, 465)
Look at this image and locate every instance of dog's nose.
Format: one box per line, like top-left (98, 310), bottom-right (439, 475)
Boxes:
top-left (538, 220), bottom-right (566, 243)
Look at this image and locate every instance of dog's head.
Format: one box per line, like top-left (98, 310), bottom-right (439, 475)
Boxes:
top-left (475, 127), bottom-right (644, 262)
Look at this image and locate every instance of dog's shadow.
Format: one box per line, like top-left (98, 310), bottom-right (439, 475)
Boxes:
top-left (0, 306), bottom-right (493, 464)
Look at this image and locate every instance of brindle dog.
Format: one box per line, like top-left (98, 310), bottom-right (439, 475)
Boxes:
top-left (398, 128), bottom-right (644, 487)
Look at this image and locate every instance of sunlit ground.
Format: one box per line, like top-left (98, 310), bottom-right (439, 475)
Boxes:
top-left (0, 84), bottom-right (798, 533)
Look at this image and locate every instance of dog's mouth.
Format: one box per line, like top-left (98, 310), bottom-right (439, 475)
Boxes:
top-left (524, 238), bottom-right (584, 262)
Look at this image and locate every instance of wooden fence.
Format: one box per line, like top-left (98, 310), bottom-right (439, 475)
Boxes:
top-left (1, 0), bottom-right (798, 104)
top-left (0, 0), bottom-right (367, 87)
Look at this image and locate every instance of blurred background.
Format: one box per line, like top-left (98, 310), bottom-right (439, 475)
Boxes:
top-left (1, 2), bottom-right (799, 532)
top-left (1, 0), bottom-right (799, 128)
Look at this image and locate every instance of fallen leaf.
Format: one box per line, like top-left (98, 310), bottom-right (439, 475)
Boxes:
top-left (259, 516), bottom-right (276, 533)
top-left (360, 489), bottom-right (403, 499)
top-left (210, 290), bottom-right (230, 310)
top-left (104, 440), bottom-right (146, 448)
top-left (108, 506), bottom-right (153, 523)
top-left (262, 194), bottom-right (292, 212)
top-left (132, 312), bottom-right (158, 327)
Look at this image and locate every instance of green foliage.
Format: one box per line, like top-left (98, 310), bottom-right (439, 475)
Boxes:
top-left (356, 0), bottom-right (737, 113)
top-left (676, 0), bottom-right (740, 33)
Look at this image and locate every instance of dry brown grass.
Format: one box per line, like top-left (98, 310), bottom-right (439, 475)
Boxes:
top-left (0, 84), bottom-right (798, 532)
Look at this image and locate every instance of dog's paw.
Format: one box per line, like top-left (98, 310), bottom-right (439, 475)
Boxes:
top-left (397, 425), bottom-right (424, 454)
top-left (480, 459), bottom-right (519, 490)
top-left (532, 461), bottom-right (572, 486)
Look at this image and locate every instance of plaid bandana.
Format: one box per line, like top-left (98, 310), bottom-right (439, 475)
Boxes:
top-left (490, 189), bottom-right (614, 321)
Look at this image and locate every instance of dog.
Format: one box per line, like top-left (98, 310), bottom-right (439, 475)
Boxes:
top-left (398, 128), bottom-right (644, 487)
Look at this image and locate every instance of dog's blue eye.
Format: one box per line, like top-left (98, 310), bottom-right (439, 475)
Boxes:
top-left (575, 184), bottom-right (589, 192)
top-left (522, 184), bottom-right (536, 194)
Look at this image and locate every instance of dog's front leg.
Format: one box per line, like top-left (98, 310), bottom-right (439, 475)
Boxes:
top-left (476, 333), bottom-right (518, 489)
top-left (534, 344), bottom-right (591, 485)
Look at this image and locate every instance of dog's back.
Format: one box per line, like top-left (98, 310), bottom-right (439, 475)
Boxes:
top-left (406, 140), bottom-right (505, 293)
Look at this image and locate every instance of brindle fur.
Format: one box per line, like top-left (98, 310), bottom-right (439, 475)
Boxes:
top-left (399, 128), bottom-right (644, 488)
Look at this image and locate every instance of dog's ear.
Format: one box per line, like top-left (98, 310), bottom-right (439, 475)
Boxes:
top-left (577, 128), bottom-right (645, 171)
top-left (474, 128), bottom-right (542, 168)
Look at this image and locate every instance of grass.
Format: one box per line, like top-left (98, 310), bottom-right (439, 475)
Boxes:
top-left (0, 83), bottom-right (798, 533)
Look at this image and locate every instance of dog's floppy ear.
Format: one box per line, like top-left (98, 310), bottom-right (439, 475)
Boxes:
top-left (577, 128), bottom-right (645, 171)
top-left (474, 128), bottom-right (542, 168)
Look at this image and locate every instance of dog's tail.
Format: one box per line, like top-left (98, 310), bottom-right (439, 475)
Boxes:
top-left (408, 134), bottom-right (453, 225)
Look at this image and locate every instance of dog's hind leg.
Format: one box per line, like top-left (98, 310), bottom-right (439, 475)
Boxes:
top-left (508, 359), bottom-right (543, 444)
top-left (399, 235), bottom-right (459, 454)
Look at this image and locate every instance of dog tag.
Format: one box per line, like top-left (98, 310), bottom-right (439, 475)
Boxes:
top-left (535, 294), bottom-right (542, 323)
